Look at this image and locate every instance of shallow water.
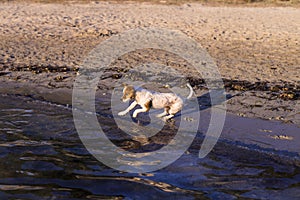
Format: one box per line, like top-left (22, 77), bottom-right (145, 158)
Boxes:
top-left (0, 94), bottom-right (300, 199)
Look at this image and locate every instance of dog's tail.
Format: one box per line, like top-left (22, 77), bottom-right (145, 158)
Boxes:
top-left (186, 83), bottom-right (194, 99)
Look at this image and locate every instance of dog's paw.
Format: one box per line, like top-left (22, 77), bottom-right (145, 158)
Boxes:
top-left (162, 116), bottom-right (168, 122)
top-left (118, 111), bottom-right (127, 116)
top-left (162, 116), bottom-right (174, 122)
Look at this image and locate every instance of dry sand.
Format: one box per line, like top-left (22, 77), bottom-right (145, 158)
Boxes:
top-left (0, 1), bottom-right (299, 125)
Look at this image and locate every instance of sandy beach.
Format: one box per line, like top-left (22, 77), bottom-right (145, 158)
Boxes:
top-left (0, 1), bottom-right (299, 126)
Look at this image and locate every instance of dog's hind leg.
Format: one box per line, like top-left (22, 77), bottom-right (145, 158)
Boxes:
top-left (163, 114), bottom-right (174, 121)
top-left (156, 111), bottom-right (168, 118)
top-left (156, 107), bottom-right (169, 118)
top-left (162, 103), bottom-right (182, 121)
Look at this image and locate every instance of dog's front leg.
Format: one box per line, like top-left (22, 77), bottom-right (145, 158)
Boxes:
top-left (118, 101), bottom-right (137, 116)
top-left (132, 99), bottom-right (151, 118)
top-left (132, 106), bottom-right (148, 118)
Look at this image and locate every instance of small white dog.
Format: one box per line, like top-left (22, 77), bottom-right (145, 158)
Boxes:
top-left (118, 83), bottom-right (194, 121)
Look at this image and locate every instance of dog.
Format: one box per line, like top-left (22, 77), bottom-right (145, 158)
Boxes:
top-left (118, 83), bottom-right (194, 121)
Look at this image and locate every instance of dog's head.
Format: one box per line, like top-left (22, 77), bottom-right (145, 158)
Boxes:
top-left (121, 83), bottom-right (136, 102)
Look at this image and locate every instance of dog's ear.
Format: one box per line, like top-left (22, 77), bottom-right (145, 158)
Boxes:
top-left (122, 83), bottom-right (128, 87)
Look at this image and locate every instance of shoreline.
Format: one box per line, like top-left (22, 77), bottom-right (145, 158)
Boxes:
top-left (1, 85), bottom-right (300, 166)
